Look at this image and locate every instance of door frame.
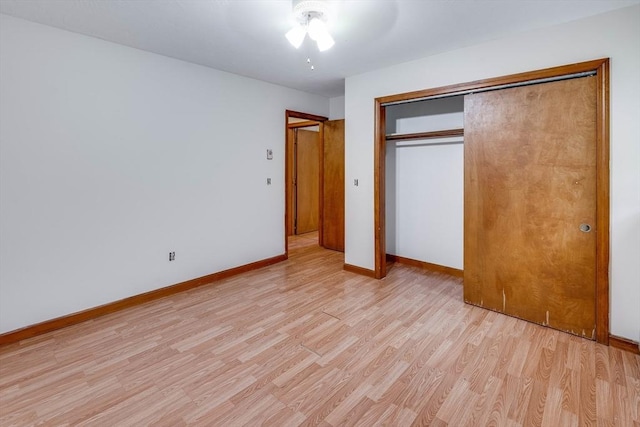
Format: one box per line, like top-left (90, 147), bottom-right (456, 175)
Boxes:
top-left (373, 58), bottom-right (610, 344)
top-left (285, 110), bottom-right (328, 257)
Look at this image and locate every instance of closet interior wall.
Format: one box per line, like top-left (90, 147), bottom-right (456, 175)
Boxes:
top-left (385, 96), bottom-right (464, 270)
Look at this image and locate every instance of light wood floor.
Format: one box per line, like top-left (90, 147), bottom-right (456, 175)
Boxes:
top-left (288, 231), bottom-right (319, 251)
top-left (1, 237), bottom-right (639, 426)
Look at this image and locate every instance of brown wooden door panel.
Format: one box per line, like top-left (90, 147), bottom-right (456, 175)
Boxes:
top-left (464, 76), bottom-right (597, 338)
top-left (322, 119), bottom-right (345, 252)
top-left (295, 129), bottom-right (320, 234)
top-left (286, 128), bottom-right (295, 236)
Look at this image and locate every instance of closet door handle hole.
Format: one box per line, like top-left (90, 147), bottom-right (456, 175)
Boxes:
top-left (579, 223), bottom-right (592, 233)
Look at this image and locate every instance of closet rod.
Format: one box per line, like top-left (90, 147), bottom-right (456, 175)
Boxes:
top-left (381, 70), bottom-right (596, 107)
top-left (386, 128), bottom-right (463, 141)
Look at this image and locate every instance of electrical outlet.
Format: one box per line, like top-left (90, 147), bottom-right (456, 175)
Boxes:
top-left (267, 178), bottom-right (271, 185)
top-left (169, 252), bottom-right (175, 261)
top-left (266, 149), bottom-right (273, 160)
top-left (354, 179), bottom-right (359, 186)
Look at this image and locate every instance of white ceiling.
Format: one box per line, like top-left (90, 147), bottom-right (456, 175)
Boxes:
top-left (1, 0), bottom-right (638, 98)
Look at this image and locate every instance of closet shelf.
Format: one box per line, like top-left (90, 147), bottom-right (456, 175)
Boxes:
top-left (386, 128), bottom-right (464, 141)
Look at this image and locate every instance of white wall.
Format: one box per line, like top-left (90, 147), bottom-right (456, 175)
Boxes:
top-left (386, 97), bottom-right (464, 269)
top-left (345, 5), bottom-right (640, 341)
top-left (0, 14), bottom-right (329, 334)
top-left (329, 96), bottom-right (345, 120)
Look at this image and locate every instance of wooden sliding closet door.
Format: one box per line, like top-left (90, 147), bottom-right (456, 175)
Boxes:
top-left (464, 76), bottom-right (597, 338)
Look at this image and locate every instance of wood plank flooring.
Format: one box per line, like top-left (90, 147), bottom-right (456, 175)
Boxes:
top-left (1, 236), bottom-right (639, 426)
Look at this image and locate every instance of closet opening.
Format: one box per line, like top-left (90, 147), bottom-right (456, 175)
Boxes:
top-left (374, 58), bottom-right (610, 344)
top-left (385, 95), bottom-right (465, 278)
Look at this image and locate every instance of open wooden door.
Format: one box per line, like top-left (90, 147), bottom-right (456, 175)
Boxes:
top-left (286, 128), bottom-right (295, 236)
top-left (322, 119), bottom-right (345, 251)
top-left (295, 129), bottom-right (320, 234)
top-left (464, 76), bottom-right (597, 338)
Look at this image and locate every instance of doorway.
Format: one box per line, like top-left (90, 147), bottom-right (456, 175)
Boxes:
top-left (285, 110), bottom-right (345, 256)
top-left (285, 110), bottom-right (326, 254)
top-left (373, 59), bottom-right (610, 344)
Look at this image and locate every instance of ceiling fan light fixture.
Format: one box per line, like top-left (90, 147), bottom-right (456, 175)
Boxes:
top-left (307, 17), bottom-right (325, 41)
top-left (316, 32), bottom-right (334, 52)
top-left (285, 0), bottom-right (334, 52)
top-left (286, 24), bottom-right (306, 49)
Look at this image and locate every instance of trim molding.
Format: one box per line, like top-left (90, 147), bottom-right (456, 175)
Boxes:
top-left (386, 254), bottom-right (463, 278)
top-left (285, 110), bottom-right (328, 123)
top-left (594, 59), bottom-right (610, 344)
top-left (376, 58), bottom-right (609, 105)
top-left (343, 263), bottom-right (377, 278)
top-left (374, 99), bottom-right (386, 279)
top-left (0, 254), bottom-right (287, 346)
top-left (609, 335), bottom-right (640, 355)
top-left (288, 120), bottom-right (320, 129)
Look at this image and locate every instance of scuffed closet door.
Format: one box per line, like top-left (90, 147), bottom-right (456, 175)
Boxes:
top-left (464, 77), bottom-right (597, 338)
